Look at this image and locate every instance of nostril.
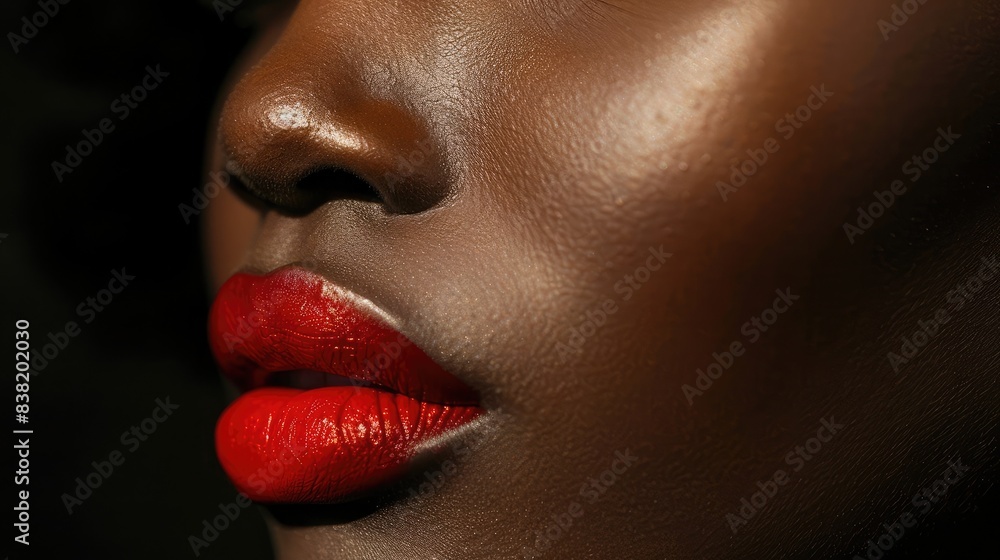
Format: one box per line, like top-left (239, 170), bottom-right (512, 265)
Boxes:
top-left (227, 164), bottom-right (384, 216)
top-left (298, 167), bottom-right (383, 208)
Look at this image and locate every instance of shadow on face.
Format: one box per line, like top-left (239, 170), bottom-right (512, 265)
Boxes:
top-left (204, 1), bottom-right (1000, 558)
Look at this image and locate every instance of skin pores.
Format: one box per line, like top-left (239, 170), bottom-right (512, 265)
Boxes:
top-left (204, 1), bottom-right (1000, 558)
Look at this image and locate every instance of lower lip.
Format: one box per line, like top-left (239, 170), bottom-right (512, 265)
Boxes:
top-left (216, 386), bottom-right (480, 503)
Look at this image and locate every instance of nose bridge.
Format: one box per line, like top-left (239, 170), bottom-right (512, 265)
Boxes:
top-left (217, 8), bottom-right (447, 213)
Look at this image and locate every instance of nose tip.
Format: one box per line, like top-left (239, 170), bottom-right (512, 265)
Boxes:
top-left (218, 64), bottom-right (448, 215)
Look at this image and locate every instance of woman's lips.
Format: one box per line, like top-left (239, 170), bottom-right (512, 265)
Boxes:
top-left (208, 266), bottom-right (482, 503)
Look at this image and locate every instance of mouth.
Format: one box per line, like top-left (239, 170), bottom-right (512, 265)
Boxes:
top-left (208, 266), bottom-right (482, 504)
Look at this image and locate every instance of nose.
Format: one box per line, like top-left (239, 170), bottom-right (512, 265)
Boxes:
top-left (217, 11), bottom-right (448, 215)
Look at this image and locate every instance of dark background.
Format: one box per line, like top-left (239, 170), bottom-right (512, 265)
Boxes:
top-left (3, 1), bottom-right (272, 558)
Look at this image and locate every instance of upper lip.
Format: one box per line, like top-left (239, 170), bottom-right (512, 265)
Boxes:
top-left (208, 265), bottom-right (479, 406)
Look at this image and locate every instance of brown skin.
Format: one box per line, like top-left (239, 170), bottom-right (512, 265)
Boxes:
top-left (204, 1), bottom-right (1000, 558)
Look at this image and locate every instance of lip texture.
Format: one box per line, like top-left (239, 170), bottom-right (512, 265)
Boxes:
top-left (209, 266), bottom-right (482, 503)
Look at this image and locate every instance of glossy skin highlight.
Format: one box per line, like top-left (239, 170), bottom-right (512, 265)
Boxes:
top-left (204, 1), bottom-right (1000, 558)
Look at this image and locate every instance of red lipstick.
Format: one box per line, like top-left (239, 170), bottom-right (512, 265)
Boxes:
top-left (209, 266), bottom-right (482, 503)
